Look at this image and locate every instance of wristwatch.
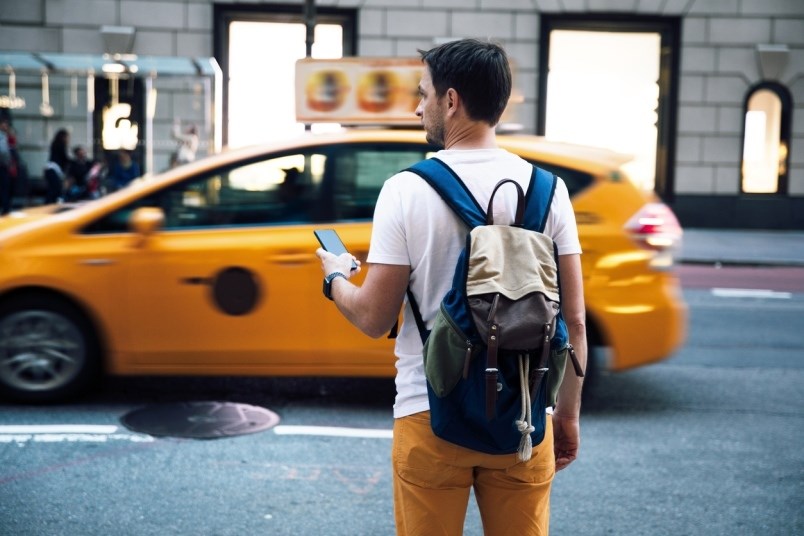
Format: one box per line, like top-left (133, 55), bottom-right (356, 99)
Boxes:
top-left (323, 271), bottom-right (347, 301)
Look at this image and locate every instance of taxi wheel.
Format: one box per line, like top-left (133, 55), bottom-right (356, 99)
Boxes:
top-left (0, 294), bottom-right (100, 403)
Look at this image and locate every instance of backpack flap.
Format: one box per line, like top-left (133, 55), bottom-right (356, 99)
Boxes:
top-left (466, 225), bottom-right (560, 349)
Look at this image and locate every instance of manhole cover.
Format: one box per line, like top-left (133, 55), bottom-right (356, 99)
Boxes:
top-left (120, 401), bottom-right (280, 439)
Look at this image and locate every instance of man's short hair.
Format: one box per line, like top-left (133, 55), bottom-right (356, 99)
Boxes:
top-left (419, 38), bottom-right (512, 126)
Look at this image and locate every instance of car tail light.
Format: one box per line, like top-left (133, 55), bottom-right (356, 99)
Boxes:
top-left (624, 203), bottom-right (683, 269)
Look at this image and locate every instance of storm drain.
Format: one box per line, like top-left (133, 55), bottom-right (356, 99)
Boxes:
top-left (120, 401), bottom-right (280, 439)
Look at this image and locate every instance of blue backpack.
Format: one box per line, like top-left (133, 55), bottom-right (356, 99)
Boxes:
top-left (404, 157), bottom-right (583, 461)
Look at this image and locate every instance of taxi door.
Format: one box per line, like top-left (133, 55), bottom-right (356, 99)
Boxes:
top-left (121, 151), bottom-right (328, 373)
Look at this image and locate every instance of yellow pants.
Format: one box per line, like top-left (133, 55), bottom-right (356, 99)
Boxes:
top-left (392, 411), bottom-right (555, 536)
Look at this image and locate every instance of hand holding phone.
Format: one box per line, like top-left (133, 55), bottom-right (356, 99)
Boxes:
top-left (314, 229), bottom-right (358, 271)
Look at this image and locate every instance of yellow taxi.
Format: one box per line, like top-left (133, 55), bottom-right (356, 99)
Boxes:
top-left (0, 129), bottom-right (686, 402)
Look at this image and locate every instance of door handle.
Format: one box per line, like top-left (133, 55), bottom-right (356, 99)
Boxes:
top-left (79, 259), bottom-right (116, 266)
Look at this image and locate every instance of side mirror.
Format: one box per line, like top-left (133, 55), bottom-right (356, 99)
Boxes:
top-left (129, 207), bottom-right (165, 240)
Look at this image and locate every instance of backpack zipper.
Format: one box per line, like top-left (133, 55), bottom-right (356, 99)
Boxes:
top-left (463, 340), bottom-right (474, 379)
top-left (567, 343), bottom-right (585, 377)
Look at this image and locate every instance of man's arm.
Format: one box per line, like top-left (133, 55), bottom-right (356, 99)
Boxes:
top-left (317, 250), bottom-right (410, 339)
top-left (553, 252), bottom-right (586, 471)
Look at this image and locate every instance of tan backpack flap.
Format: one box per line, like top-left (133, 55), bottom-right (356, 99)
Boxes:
top-left (465, 225), bottom-right (560, 302)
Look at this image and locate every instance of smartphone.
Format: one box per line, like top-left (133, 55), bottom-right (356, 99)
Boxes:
top-left (314, 229), bottom-right (358, 271)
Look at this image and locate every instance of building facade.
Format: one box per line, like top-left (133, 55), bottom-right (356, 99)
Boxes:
top-left (1, 0), bottom-right (803, 229)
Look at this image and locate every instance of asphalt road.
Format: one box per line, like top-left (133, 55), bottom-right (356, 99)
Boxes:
top-left (1, 265), bottom-right (802, 536)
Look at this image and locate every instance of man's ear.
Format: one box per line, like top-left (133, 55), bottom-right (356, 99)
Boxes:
top-left (445, 88), bottom-right (460, 117)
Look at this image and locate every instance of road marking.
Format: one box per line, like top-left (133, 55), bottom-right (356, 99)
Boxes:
top-left (0, 424), bottom-right (394, 442)
top-left (0, 424), bottom-right (154, 444)
top-left (0, 424), bottom-right (119, 434)
top-left (712, 288), bottom-right (792, 299)
top-left (273, 425), bottom-right (392, 439)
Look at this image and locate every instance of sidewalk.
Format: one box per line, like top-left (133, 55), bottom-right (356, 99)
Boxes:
top-left (679, 228), bottom-right (804, 267)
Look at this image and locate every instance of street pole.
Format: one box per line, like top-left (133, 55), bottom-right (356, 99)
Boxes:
top-left (304, 0), bottom-right (315, 131)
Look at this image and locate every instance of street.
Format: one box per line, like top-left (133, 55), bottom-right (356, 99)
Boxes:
top-left (1, 265), bottom-right (802, 536)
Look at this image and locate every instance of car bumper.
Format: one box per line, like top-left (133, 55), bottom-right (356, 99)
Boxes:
top-left (588, 270), bottom-right (688, 371)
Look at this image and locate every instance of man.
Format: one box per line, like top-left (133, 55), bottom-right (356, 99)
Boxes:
top-left (316, 39), bottom-right (586, 535)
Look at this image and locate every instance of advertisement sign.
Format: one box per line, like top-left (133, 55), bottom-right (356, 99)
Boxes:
top-left (295, 58), bottom-right (422, 125)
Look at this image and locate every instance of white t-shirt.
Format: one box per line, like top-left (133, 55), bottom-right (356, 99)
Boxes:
top-left (367, 148), bottom-right (582, 418)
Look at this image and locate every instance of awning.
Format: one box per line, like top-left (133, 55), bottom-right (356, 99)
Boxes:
top-left (0, 51), bottom-right (219, 78)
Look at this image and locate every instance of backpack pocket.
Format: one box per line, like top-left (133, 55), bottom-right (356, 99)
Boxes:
top-left (423, 303), bottom-right (477, 398)
top-left (545, 346), bottom-right (568, 408)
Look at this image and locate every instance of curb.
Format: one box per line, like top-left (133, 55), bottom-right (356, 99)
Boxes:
top-left (679, 259), bottom-right (804, 268)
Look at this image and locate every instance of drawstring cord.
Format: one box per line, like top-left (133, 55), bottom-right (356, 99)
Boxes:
top-left (515, 354), bottom-right (534, 462)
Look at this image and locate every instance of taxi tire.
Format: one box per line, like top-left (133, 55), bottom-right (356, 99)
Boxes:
top-left (0, 293), bottom-right (101, 403)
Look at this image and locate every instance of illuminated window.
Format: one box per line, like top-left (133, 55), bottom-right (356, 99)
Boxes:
top-left (215, 6), bottom-right (356, 148)
top-left (741, 82), bottom-right (791, 195)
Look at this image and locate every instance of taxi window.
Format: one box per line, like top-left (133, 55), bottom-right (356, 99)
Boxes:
top-left (329, 144), bottom-right (433, 220)
top-left (82, 151), bottom-right (327, 233)
top-left (526, 161), bottom-right (593, 198)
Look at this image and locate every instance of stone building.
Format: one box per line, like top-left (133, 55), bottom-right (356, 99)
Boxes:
top-left (1, 0), bottom-right (802, 228)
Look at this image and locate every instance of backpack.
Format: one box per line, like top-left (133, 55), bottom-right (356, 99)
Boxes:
top-left (404, 157), bottom-right (584, 461)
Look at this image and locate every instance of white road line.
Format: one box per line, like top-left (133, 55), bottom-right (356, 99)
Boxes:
top-left (0, 424), bottom-right (393, 442)
top-left (0, 424), bottom-right (154, 444)
top-left (0, 424), bottom-right (119, 434)
top-left (711, 288), bottom-right (792, 299)
top-left (273, 425), bottom-right (393, 439)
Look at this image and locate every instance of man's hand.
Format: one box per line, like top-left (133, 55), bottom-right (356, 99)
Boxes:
top-left (316, 248), bottom-right (361, 278)
top-left (552, 413), bottom-right (580, 471)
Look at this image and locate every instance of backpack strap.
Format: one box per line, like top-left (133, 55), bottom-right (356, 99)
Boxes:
top-left (405, 158), bottom-right (486, 229)
top-left (398, 157), bottom-right (485, 344)
top-left (522, 166), bottom-right (557, 233)
top-left (405, 158), bottom-right (556, 231)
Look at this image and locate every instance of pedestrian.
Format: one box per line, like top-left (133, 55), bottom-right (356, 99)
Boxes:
top-left (0, 116), bottom-right (12, 214)
top-left (65, 145), bottom-right (96, 201)
top-left (315, 38), bottom-right (586, 535)
top-left (107, 149), bottom-right (140, 191)
top-left (171, 119), bottom-right (199, 165)
top-left (44, 128), bottom-right (71, 204)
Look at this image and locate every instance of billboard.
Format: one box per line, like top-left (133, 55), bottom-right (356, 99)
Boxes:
top-left (295, 57), bottom-right (422, 125)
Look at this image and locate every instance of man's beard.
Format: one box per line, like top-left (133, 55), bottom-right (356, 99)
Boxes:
top-left (424, 116), bottom-right (445, 148)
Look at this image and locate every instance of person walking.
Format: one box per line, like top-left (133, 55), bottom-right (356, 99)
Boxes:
top-left (315, 38), bottom-right (586, 535)
top-left (43, 129), bottom-right (71, 204)
top-left (171, 119), bottom-right (199, 166)
top-left (0, 116), bottom-right (12, 214)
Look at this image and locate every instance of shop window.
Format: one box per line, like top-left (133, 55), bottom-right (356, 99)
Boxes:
top-left (740, 82), bottom-right (792, 195)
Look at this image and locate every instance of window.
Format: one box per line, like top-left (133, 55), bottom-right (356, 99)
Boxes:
top-left (329, 143), bottom-right (436, 220)
top-left (214, 5), bottom-right (357, 147)
top-left (527, 161), bottom-right (593, 198)
top-left (83, 151), bottom-right (327, 233)
top-left (539, 15), bottom-right (681, 200)
top-left (740, 82), bottom-right (792, 195)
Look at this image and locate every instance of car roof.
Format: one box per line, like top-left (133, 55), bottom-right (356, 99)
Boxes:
top-left (198, 128), bottom-right (633, 177)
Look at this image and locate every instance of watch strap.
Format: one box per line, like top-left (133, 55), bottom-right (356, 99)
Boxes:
top-left (323, 271), bottom-right (347, 300)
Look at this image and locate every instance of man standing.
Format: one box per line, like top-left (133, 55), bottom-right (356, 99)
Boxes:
top-left (316, 39), bottom-right (586, 535)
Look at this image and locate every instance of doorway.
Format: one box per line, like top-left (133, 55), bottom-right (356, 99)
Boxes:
top-left (214, 5), bottom-right (357, 148)
top-left (538, 16), bottom-right (681, 199)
